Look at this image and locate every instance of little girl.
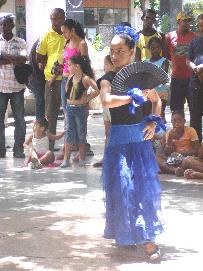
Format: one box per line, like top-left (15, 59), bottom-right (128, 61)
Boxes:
top-left (145, 37), bottom-right (169, 122)
top-left (60, 56), bottom-right (99, 167)
top-left (93, 55), bottom-right (114, 167)
top-left (24, 118), bottom-right (65, 169)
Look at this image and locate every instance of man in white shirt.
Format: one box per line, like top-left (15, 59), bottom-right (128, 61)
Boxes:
top-left (0, 13), bottom-right (27, 158)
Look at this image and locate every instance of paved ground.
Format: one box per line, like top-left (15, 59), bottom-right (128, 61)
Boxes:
top-left (0, 109), bottom-right (203, 271)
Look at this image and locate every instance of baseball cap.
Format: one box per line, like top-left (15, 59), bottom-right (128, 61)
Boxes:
top-left (176, 11), bottom-right (192, 21)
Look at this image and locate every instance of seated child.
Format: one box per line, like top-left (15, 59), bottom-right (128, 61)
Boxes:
top-left (182, 143), bottom-right (203, 179)
top-left (156, 110), bottom-right (200, 176)
top-left (24, 118), bottom-right (65, 169)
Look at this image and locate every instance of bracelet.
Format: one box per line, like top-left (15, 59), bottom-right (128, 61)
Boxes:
top-left (144, 115), bottom-right (166, 133)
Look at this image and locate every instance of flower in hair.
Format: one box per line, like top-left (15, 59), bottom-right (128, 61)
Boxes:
top-left (114, 25), bottom-right (139, 43)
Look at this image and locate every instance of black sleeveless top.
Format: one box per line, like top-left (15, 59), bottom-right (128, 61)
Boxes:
top-left (66, 75), bottom-right (87, 100)
top-left (97, 71), bottom-right (147, 125)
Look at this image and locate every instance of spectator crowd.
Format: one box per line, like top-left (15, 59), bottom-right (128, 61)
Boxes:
top-left (0, 8), bottom-right (203, 180)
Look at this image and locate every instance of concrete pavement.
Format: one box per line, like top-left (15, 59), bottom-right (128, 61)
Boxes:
top-left (0, 110), bottom-right (203, 271)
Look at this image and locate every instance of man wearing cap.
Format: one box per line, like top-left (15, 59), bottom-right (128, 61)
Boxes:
top-left (36, 8), bottom-right (65, 151)
top-left (165, 11), bottom-right (196, 113)
top-left (0, 13), bottom-right (27, 158)
top-left (187, 14), bottom-right (203, 142)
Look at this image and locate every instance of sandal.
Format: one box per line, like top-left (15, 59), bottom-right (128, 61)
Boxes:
top-left (145, 243), bottom-right (160, 261)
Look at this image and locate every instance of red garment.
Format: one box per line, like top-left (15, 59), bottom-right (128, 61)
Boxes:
top-left (166, 31), bottom-right (196, 79)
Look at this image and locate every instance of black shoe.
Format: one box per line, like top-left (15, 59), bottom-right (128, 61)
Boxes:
top-left (86, 150), bottom-right (94, 156)
top-left (13, 150), bottom-right (25, 158)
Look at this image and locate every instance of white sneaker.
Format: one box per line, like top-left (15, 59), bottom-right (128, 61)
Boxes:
top-left (60, 160), bottom-right (71, 168)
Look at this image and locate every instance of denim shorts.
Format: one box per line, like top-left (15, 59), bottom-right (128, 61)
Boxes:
top-left (65, 104), bottom-right (88, 144)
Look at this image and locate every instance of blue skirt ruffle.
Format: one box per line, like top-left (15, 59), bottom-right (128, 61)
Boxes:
top-left (102, 122), bottom-right (163, 246)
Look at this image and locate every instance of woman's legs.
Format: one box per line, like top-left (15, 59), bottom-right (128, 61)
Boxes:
top-left (61, 143), bottom-right (72, 167)
top-left (78, 143), bottom-right (86, 165)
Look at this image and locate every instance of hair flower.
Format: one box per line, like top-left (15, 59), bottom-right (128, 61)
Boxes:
top-left (114, 25), bottom-right (139, 43)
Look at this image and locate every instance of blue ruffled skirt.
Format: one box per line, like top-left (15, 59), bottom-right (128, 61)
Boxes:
top-left (102, 122), bottom-right (163, 246)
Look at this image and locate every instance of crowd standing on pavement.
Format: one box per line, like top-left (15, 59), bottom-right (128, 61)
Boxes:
top-left (1, 6), bottom-right (203, 262)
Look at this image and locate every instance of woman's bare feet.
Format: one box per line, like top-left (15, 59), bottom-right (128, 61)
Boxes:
top-left (144, 242), bottom-right (160, 261)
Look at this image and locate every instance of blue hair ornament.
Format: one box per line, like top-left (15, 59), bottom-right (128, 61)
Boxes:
top-left (144, 115), bottom-right (167, 133)
top-left (114, 25), bottom-right (139, 43)
top-left (127, 88), bottom-right (146, 114)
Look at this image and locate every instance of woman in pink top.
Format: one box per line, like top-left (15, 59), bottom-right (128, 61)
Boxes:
top-left (58, 19), bottom-right (89, 159)
top-left (61, 19), bottom-right (88, 111)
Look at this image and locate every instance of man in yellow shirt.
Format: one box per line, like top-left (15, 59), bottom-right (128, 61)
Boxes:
top-left (135, 9), bottom-right (168, 61)
top-left (36, 8), bottom-right (65, 151)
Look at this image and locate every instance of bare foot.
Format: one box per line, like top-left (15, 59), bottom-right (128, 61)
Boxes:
top-left (175, 167), bottom-right (184, 177)
top-left (144, 242), bottom-right (160, 261)
top-left (184, 169), bottom-right (203, 179)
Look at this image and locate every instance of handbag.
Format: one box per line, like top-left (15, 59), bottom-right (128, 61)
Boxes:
top-left (166, 152), bottom-right (184, 166)
top-left (14, 63), bottom-right (33, 84)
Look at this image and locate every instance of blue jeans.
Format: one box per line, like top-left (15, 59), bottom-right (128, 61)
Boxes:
top-left (66, 105), bottom-right (88, 144)
top-left (29, 81), bottom-right (45, 120)
top-left (61, 77), bottom-right (68, 131)
top-left (0, 90), bottom-right (26, 153)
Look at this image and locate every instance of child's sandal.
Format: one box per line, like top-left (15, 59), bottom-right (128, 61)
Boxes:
top-left (145, 243), bottom-right (160, 261)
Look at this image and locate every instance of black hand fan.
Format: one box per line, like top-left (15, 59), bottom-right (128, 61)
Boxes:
top-left (112, 62), bottom-right (169, 93)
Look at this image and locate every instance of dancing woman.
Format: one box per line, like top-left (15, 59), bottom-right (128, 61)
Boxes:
top-left (99, 26), bottom-right (165, 260)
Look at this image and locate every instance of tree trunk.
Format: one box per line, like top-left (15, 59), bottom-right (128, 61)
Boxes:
top-left (0, 0), bottom-right (7, 9)
top-left (169, 0), bottom-right (183, 30)
top-left (160, 0), bottom-right (183, 31)
top-left (160, 0), bottom-right (170, 17)
top-left (139, 0), bottom-right (150, 10)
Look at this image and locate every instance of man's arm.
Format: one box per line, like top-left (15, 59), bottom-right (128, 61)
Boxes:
top-left (36, 35), bottom-right (48, 70)
top-left (0, 54), bottom-right (26, 65)
top-left (36, 53), bottom-right (47, 70)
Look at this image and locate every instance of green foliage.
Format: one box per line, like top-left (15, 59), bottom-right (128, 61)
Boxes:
top-left (184, 2), bottom-right (203, 32)
top-left (134, 0), bottom-right (141, 8)
top-left (149, 0), bottom-right (160, 12)
top-left (160, 14), bottom-right (170, 33)
top-left (92, 34), bottom-right (103, 51)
